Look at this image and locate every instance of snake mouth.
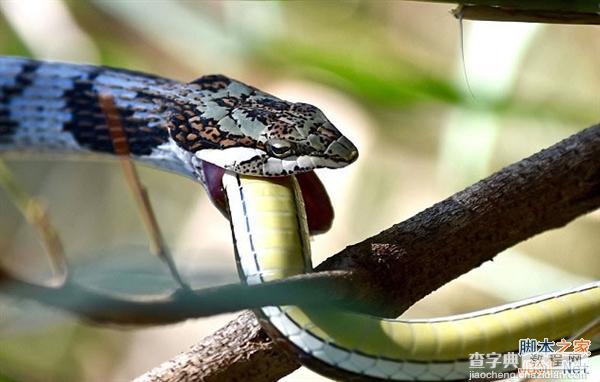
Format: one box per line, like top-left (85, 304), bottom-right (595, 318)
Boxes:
top-left (195, 147), bottom-right (357, 177)
top-left (199, 160), bottom-right (334, 235)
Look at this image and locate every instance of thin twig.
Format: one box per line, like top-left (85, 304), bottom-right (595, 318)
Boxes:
top-left (98, 93), bottom-right (189, 290)
top-left (0, 159), bottom-right (67, 285)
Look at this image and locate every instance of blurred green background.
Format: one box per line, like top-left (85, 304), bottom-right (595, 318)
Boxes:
top-left (0, 1), bottom-right (598, 381)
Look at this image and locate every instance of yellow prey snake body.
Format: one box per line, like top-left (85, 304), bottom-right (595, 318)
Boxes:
top-left (223, 173), bottom-right (600, 381)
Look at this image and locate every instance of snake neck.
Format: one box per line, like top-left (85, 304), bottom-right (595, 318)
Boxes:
top-left (0, 56), bottom-right (202, 179)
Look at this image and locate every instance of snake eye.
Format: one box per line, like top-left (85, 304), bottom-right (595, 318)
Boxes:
top-left (267, 140), bottom-right (293, 158)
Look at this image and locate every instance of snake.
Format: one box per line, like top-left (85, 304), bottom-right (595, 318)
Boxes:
top-left (0, 56), bottom-right (598, 381)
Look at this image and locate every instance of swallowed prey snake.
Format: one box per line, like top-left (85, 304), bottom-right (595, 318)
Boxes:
top-left (0, 57), bottom-right (598, 381)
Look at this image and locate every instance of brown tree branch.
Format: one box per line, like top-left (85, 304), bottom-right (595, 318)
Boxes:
top-left (134, 311), bottom-right (300, 382)
top-left (322, 124), bottom-right (600, 315)
top-left (415, 1), bottom-right (600, 24)
top-left (453, 4), bottom-right (600, 25)
top-left (138, 124), bottom-right (600, 381)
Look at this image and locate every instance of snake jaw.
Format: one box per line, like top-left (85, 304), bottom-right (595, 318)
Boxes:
top-left (194, 141), bottom-right (357, 177)
top-left (198, 159), bottom-right (333, 234)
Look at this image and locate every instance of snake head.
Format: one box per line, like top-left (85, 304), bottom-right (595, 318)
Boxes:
top-left (169, 75), bottom-right (358, 177)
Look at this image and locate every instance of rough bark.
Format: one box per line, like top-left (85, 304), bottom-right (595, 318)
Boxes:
top-left (138, 125), bottom-right (600, 381)
top-left (134, 311), bottom-right (299, 382)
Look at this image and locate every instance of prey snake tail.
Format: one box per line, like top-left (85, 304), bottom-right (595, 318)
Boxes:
top-left (1, 56), bottom-right (598, 381)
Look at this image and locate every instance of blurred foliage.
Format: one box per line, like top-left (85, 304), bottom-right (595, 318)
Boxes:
top-left (0, 12), bottom-right (28, 57)
top-left (260, 40), bottom-right (599, 126)
top-left (62, 0), bottom-right (599, 128)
